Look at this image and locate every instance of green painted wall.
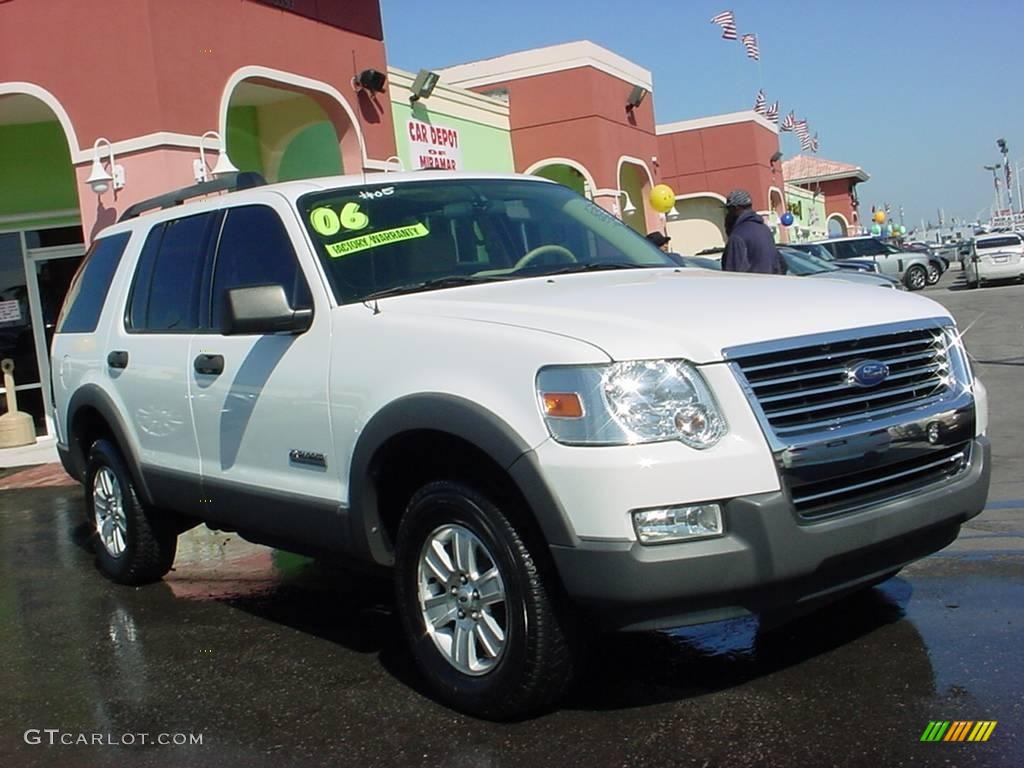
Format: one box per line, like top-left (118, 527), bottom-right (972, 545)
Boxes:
top-left (277, 122), bottom-right (342, 181)
top-left (533, 165), bottom-right (586, 195)
top-left (392, 102), bottom-right (514, 173)
top-left (225, 106), bottom-right (264, 175)
top-left (0, 122), bottom-right (78, 219)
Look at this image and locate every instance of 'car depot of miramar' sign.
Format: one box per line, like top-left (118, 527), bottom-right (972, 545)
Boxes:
top-left (407, 118), bottom-right (462, 170)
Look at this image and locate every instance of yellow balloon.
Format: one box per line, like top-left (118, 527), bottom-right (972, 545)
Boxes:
top-left (649, 184), bottom-right (676, 214)
top-left (873, 210), bottom-right (886, 224)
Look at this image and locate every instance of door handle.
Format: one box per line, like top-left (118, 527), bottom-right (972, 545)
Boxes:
top-left (107, 350), bottom-right (129, 369)
top-left (194, 354), bottom-right (224, 376)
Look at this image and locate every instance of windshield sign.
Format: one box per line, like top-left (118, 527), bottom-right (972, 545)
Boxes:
top-left (298, 179), bottom-right (676, 304)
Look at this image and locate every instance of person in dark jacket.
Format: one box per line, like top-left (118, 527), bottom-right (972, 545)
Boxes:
top-left (721, 189), bottom-right (783, 274)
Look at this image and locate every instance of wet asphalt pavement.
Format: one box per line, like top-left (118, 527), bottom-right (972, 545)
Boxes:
top-left (1, 269), bottom-right (1022, 768)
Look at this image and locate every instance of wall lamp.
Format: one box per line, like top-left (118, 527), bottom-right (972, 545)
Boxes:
top-left (619, 190), bottom-right (637, 215)
top-left (194, 131), bottom-right (238, 183)
top-left (625, 85), bottom-right (648, 113)
top-left (353, 68), bottom-right (387, 94)
top-left (409, 69), bottom-right (440, 102)
top-left (85, 138), bottom-right (125, 194)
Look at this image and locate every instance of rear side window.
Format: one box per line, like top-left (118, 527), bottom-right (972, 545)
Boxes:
top-left (127, 213), bottom-right (219, 332)
top-left (57, 233), bottom-right (131, 334)
top-left (976, 236), bottom-right (1021, 250)
top-left (209, 206), bottom-right (312, 332)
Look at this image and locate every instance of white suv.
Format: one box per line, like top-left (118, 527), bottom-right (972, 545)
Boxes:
top-left (52, 172), bottom-right (991, 719)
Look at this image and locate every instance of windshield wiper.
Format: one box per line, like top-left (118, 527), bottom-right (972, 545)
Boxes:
top-left (361, 275), bottom-right (509, 302)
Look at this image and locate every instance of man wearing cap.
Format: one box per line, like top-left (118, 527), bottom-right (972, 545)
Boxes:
top-left (721, 189), bottom-right (783, 274)
top-left (645, 231), bottom-right (672, 252)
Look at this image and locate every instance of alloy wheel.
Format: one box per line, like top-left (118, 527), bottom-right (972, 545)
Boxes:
top-left (417, 523), bottom-right (508, 676)
top-left (93, 466), bottom-right (127, 558)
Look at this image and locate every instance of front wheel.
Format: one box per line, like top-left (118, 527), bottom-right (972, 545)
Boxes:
top-left (86, 439), bottom-right (177, 585)
top-left (904, 264), bottom-right (927, 291)
top-left (395, 480), bottom-right (576, 720)
top-left (925, 263), bottom-right (941, 285)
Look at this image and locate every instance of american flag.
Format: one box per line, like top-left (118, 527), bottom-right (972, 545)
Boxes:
top-left (753, 89), bottom-right (766, 114)
top-left (809, 133), bottom-right (819, 153)
top-left (780, 111), bottom-right (796, 132)
top-left (741, 33), bottom-right (760, 61)
top-left (765, 101), bottom-right (779, 124)
top-left (710, 11), bottom-right (737, 40)
top-left (794, 119), bottom-right (810, 141)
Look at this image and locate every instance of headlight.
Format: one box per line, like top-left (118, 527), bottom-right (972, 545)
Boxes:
top-left (941, 325), bottom-right (973, 386)
top-left (537, 360), bottom-right (727, 448)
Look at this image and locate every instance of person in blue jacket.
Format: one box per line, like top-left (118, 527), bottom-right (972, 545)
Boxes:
top-left (721, 189), bottom-right (784, 274)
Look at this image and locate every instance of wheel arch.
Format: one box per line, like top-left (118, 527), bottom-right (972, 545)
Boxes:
top-left (66, 385), bottom-right (153, 505)
top-left (348, 394), bottom-right (577, 566)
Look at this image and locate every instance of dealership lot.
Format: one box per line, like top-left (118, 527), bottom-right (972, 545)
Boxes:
top-left (0, 272), bottom-right (1021, 768)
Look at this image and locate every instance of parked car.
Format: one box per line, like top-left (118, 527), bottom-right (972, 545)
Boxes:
top-left (778, 248), bottom-right (906, 289)
top-left (52, 171), bottom-right (990, 720)
top-left (787, 242), bottom-right (879, 273)
top-left (814, 236), bottom-right (940, 289)
top-left (965, 233), bottom-right (1024, 288)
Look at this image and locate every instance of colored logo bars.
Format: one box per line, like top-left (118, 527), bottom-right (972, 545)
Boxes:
top-left (920, 721), bottom-right (997, 742)
top-left (709, 11), bottom-right (737, 40)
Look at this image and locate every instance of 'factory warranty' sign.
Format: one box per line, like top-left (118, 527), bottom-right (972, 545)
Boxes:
top-left (407, 118), bottom-right (462, 170)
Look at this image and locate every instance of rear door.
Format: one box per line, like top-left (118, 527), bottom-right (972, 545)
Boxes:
top-left (188, 203), bottom-right (341, 550)
top-left (105, 212), bottom-right (219, 510)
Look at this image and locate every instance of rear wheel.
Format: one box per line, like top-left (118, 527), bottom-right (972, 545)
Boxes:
top-left (904, 264), bottom-right (927, 290)
top-left (395, 480), bottom-right (576, 720)
top-left (86, 439), bottom-right (177, 585)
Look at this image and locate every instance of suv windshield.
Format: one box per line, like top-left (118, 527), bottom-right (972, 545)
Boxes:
top-left (792, 243), bottom-right (834, 261)
top-left (297, 179), bottom-right (675, 304)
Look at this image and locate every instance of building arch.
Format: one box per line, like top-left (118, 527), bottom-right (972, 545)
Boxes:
top-left (523, 157), bottom-right (597, 196)
top-left (617, 157), bottom-right (654, 233)
top-left (219, 66), bottom-right (366, 179)
top-left (666, 193), bottom-right (727, 254)
top-left (0, 82), bottom-right (81, 160)
top-left (827, 212), bottom-right (849, 237)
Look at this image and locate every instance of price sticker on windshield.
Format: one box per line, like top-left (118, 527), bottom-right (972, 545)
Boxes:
top-left (309, 202), bottom-right (370, 236)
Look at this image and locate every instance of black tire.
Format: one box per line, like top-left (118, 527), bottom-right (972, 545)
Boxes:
top-left (395, 480), bottom-right (575, 720)
top-left (85, 439), bottom-right (177, 585)
top-left (904, 264), bottom-right (927, 291)
top-left (925, 263), bottom-right (941, 285)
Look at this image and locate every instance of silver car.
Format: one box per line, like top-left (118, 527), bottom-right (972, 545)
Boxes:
top-left (779, 248), bottom-right (907, 289)
top-left (965, 233), bottom-right (1024, 288)
top-left (812, 236), bottom-right (936, 290)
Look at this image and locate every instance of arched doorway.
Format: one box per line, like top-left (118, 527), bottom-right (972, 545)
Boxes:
top-left (666, 194), bottom-right (727, 255)
top-left (0, 89), bottom-right (85, 438)
top-left (827, 213), bottom-right (849, 237)
top-left (524, 158), bottom-right (594, 198)
top-left (618, 159), bottom-right (653, 234)
top-left (222, 71), bottom-right (363, 182)
top-left (767, 186), bottom-right (786, 243)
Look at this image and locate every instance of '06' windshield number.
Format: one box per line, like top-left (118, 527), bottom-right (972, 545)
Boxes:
top-left (309, 202), bottom-right (370, 236)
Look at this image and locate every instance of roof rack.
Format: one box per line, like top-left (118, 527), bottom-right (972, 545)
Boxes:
top-left (118, 172), bottom-right (267, 222)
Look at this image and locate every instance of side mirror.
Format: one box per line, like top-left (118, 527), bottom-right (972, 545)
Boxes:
top-left (224, 285), bottom-right (313, 335)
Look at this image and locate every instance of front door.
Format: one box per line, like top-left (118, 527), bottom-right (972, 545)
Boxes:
top-left (0, 232), bottom-right (84, 437)
top-left (188, 204), bottom-right (340, 550)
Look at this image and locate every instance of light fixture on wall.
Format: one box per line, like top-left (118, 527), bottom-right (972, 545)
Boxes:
top-left (353, 68), bottom-right (388, 94)
top-left (625, 85), bottom-right (648, 113)
top-left (620, 190), bottom-right (637, 215)
top-left (383, 155), bottom-right (405, 173)
top-left (193, 131), bottom-right (238, 183)
top-left (85, 138), bottom-right (125, 194)
top-left (409, 69), bottom-right (440, 102)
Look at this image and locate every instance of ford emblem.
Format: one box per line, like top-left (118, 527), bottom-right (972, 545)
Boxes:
top-left (847, 360), bottom-right (890, 388)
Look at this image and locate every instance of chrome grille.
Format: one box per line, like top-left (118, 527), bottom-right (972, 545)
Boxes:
top-left (728, 324), bottom-right (952, 439)
top-left (790, 442), bottom-right (972, 519)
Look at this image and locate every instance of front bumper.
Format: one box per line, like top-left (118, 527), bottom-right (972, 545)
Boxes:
top-left (550, 437), bottom-right (990, 631)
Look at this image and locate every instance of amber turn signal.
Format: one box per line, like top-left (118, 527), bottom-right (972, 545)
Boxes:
top-left (541, 392), bottom-right (584, 418)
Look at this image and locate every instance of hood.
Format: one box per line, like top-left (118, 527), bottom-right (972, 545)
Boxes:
top-left (376, 269), bottom-right (950, 363)
top-left (808, 270), bottom-right (901, 288)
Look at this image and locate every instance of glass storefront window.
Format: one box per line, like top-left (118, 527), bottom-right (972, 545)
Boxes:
top-left (25, 225), bottom-right (84, 249)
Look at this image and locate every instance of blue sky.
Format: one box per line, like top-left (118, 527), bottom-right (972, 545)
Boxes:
top-left (382, 0), bottom-right (1023, 229)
